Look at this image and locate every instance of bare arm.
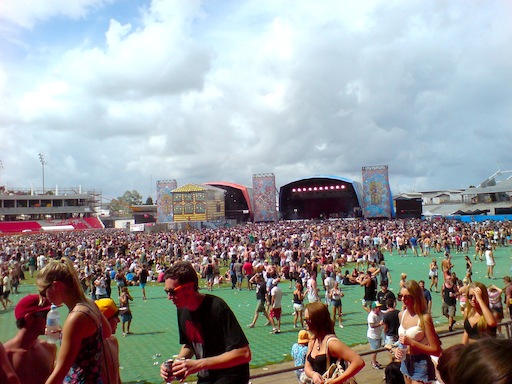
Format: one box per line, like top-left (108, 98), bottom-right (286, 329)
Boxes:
top-left (0, 343), bottom-right (20, 384)
top-left (45, 311), bottom-right (97, 384)
top-left (474, 287), bottom-right (497, 327)
top-left (327, 338), bottom-right (365, 384)
top-left (461, 331), bottom-right (469, 345)
top-left (172, 345), bottom-right (251, 380)
top-left (303, 340), bottom-right (321, 382)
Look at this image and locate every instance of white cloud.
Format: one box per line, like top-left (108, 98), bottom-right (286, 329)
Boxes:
top-left (0, 0), bottom-right (113, 29)
top-left (0, 0), bottom-right (511, 200)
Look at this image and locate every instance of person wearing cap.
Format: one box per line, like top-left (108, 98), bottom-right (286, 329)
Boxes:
top-left (367, 301), bottom-right (384, 369)
top-left (3, 294), bottom-right (56, 384)
top-left (291, 330), bottom-right (309, 382)
top-left (95, 298), bottom-right (121, 384)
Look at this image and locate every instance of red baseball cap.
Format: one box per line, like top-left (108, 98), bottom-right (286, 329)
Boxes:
top-left (14, 294), bottom-right (52, 321)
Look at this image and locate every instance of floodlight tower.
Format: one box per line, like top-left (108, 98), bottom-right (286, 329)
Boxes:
top-left (38, 153), bottom-right (46, 193)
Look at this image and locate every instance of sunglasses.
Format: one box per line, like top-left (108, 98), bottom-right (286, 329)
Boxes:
top-left (304, 318), bottom-right (312, 324)
top-left (164, 282), bottom-right (195, 297)
top-left (39, 283), bottom-right (52, 298)
top-left (467, 294), bottom-right (474, 300)
top-left (401, 295), bottom-right (413, 301)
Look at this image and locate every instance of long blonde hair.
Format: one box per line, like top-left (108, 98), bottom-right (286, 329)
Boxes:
top-left (37, 257), bottom-right (86, 301)
top-left (464, 282), bottom-right (491, 335)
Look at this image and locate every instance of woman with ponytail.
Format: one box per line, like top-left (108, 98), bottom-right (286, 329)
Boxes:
top-left (38, 258), bottom-right (111, 384)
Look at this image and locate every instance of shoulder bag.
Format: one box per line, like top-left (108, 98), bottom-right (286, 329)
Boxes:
top-left (323, 337), bottom-right (358, 384)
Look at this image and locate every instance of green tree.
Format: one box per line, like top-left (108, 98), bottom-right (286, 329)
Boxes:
top-left (108, 190), bottom-right (143, 216)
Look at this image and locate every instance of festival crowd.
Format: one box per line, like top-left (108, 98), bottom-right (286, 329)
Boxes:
top-left (0, 217), bottom-right (511, 383)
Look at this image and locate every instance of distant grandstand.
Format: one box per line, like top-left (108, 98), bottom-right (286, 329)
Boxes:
top-left (0, 186), bottom-right (104, 234)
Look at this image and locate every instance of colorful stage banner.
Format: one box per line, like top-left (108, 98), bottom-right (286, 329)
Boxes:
top-left (362, 165), bottom-right (393, 219)
top-left (252, 173), bottom-right (277, 222)
top-left (156, 180), bottom-right (177, 223)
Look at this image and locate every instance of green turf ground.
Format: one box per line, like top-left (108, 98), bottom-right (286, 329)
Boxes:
top-left (1, 246), bottom-right (510, 383)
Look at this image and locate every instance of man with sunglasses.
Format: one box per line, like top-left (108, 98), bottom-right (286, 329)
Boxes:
top-left (3, 294), bottom-right (56, 384)
top-left (160, 261), bottom-right (251, 384)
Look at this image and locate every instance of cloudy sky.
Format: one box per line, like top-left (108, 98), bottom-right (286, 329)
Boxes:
top-left (1, 0), bottom-right (511, 202)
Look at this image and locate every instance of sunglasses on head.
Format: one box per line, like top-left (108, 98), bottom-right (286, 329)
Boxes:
top-left (164, 282), bottom-right (195, 297)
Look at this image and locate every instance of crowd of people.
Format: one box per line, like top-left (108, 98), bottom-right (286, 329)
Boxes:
top-left (0, 217), bottom-right (511, 383)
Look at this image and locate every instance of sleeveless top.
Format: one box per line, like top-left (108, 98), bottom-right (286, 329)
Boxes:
top-left (307, 279), bottom-right (319, 302)
top-left (398, 310), bottom-right (425, 342)
top-left (64, 306), bottom-right (104, 384)
top-left (306, 338), bottom-right (345, 374)
top-left (463, 318), bottom-right (497, 340)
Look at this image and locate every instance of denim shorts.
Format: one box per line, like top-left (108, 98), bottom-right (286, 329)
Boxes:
top-left (368, 337), bottom-right (381, 350)
top-left (400, 354), bottom-right (436, 383)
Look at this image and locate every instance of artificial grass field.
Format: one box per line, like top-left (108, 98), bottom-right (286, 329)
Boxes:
top-left (1, 246), bottom-right (510, 383)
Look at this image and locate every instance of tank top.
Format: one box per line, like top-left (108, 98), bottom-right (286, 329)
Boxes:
top-left (64, 306), bottom-right (104, 384)
top-left (443, 284), bottom-right (457, 306)
top-left (464, 318), bottom-right (497, 340)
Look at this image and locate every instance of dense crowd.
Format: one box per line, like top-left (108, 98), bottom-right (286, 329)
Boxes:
top-left (1, 217), bottom-right (512, 384)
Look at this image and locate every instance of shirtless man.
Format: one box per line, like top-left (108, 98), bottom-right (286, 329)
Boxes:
top-left (4, 294), bottom-right (56, 384)
top-left (0, 342), bottom-right (20, 384)
top-left (441, 252), bottom-right (453, 280)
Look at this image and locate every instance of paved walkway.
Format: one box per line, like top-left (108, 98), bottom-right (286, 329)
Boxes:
top-left (249, 330), bottom-right (464, 383)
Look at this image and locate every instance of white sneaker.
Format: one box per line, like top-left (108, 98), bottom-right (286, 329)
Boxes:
top-left (339, 324), bottom-right (344, 328)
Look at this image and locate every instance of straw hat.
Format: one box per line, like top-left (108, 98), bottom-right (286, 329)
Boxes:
top-left (298, 330), bottom-right (310, 345)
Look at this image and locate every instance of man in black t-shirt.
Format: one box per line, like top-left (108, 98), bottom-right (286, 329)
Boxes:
top-left (442, 276), bottom-right (458, 332)
top-left (160, 262), bottom-right (251, 384)
top-left (382, 298), bottom-right (400, 363)
top-left (376, 282), bottom-right (396, 311)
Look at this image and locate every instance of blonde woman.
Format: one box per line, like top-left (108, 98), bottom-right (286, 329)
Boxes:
top-left (399, 273), bottom-right (407, 289)
top-left (396, 280), bottom-right (442, 384)
top-left (461, 282), bottom-right (497, 344)
top-left (37, 258), bottom-right (111, 384)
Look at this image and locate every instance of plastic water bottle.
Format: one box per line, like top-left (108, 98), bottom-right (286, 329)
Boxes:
top-left (46, 305), bottom-right (61, 344)
top-left (397, 342), bottom-right (407, 361)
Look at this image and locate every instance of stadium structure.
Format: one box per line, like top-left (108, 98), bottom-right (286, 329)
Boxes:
top-left (0, 186), bottom-right (104, 233)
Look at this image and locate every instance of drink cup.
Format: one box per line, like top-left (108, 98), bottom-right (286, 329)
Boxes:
top-left (164, 359), bottom-right (174, 384)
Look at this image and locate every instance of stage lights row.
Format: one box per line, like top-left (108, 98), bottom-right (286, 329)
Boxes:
top-left (292, 185), bottom-right (346, 192)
